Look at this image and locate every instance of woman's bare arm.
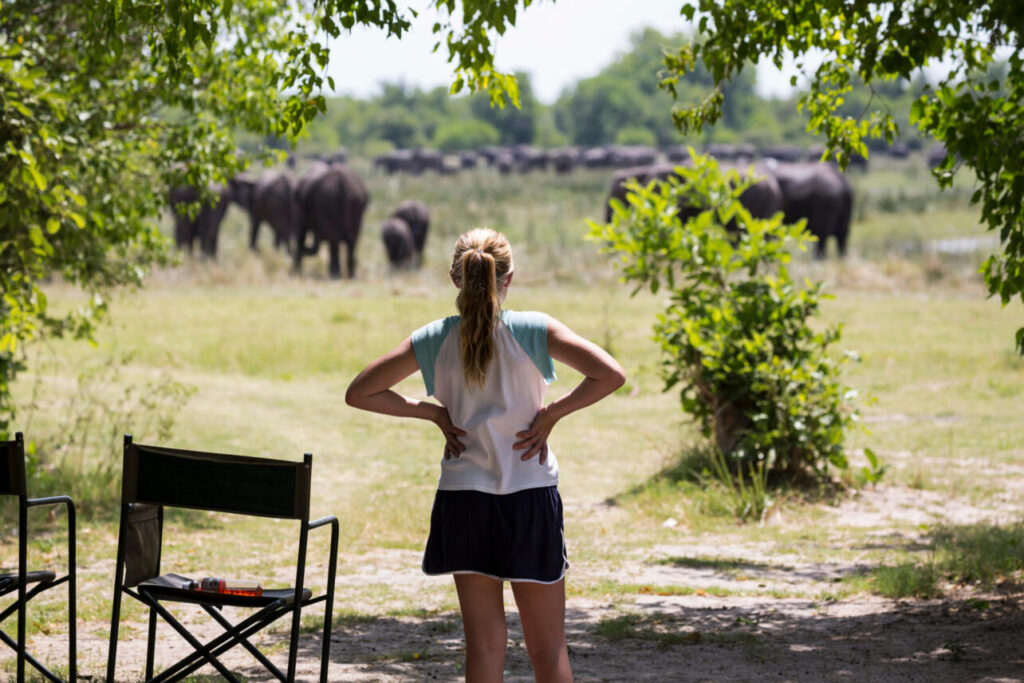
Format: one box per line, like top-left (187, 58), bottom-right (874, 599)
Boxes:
top-left (345, 337), bottom-right (466, 456)
top-left (513, 316), bottom-right (626, 462)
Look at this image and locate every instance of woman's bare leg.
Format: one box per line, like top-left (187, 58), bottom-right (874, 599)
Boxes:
top-left (454, 573), bottom-right (507, 682)
top-left (511, 579), bottom-right (572, 683)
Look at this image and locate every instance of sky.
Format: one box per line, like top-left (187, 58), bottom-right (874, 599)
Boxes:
top-left (326, 0), bottom-right (800, 104)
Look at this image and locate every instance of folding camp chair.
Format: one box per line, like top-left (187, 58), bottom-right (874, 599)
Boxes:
top-left (106, 435), bottom-right (339, 682)
top-left (0, 432), bottom-right (76, 682)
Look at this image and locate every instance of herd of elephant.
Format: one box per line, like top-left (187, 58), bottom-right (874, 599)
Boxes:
top-left (170, 161), bottom-right (430, 279)
top-left (367, 140), bottom-right (918, 177)
top-left (170, 144), bottom-right (872, 275)
top-left (606, 159), bottom-right (854, 258)
top-left (371, 143), bottom-right (705, 176)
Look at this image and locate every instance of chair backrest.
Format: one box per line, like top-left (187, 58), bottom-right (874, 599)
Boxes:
top-left (118, 436), bottom-right (312, 587)
top-left (122, 439), bottom-right (311, 520)
top-left (0, 433), bottom-right (27, 498)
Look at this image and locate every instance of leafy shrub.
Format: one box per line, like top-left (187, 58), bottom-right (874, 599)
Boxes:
top-left (615, 126), bottom-right (658, 147)
top-left (365, 108), bottom-right (424, 150)
top-left (433, 118), bottom-right (500, 152)
top-left (15, 350), bottom-right (194, 520)
top-left (590, 151), bottom-right (860, 483)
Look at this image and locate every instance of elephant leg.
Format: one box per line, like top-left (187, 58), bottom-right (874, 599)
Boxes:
top-left (292, 229), bottom-right (305, 274)
top-left (274, 220), bottom-right (290, 252)
top-left (836, 228), bottom-right (850, 258)
top-left (200, 220), bottom-right (215, 259)
top-left (249, 216), bottom-right (261, 252)
top-left (328, 238), bottom-right (342, 279)
top-left (813, 233), bottom-right (827, 259)
top-left (174, 218), bottom-right (190, 253)
top-left (345, 239), bottom-right (357, 279)
top-left (188, 220), bottom-right (199, 256)
top-left (208, 202), bottom-right (227, 259)
top-left (208, 223), bottom-right (219, 258)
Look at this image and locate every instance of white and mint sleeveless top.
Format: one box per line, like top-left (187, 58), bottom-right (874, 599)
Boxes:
top-left (411, 310), bottom-right (558, 495)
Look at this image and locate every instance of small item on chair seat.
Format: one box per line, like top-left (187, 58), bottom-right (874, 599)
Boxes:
top-left (184, 577), bottom-right (263, 597)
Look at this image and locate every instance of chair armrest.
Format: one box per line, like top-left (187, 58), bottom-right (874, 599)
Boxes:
top-left (26, 495), bottom-right (76, 530)
top-left (24, 495), bottom-right (76, 576)
top-left (26, 494), bottom-right (75, 512)
top-left (308, 515), bottom-right (338, 532)
top-left (307, 516), bottom-right (339, 597)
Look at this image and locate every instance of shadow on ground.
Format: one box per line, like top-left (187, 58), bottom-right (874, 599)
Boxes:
top-left (255, 594), bottom-right (1024, 682)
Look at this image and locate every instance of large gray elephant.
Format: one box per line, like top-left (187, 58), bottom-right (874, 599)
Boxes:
top-left (389, 199), bottom-right (430, 266)
top-left (293, 163), bottom-right (369, 279)
top-left (230, 169), bottom-right (297, 253)
top-left (604, 162), bottom-right (783, 228)
top-left (768, 162), bottom-right (853, 258)
top-left (381, 217), bottom-right (415, 269)
top-left (169, 183), bottom-right (230, 258)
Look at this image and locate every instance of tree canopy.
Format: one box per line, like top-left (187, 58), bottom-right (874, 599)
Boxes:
top-left (292, 26), bottom-right (925, 157)
top-left (0, 0), bottom-right (533, 436)
top-left (664, 0), bottom-right (1024, 352)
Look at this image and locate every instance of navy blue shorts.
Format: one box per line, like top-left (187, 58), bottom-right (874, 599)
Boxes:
top-left (422, 486), bottom-right (567, 584)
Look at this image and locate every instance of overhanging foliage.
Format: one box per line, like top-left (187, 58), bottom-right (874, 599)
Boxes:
top-left (0, 0), bottom-right (533, 436)
top-left (663, 0), bottom-right (1024, 352)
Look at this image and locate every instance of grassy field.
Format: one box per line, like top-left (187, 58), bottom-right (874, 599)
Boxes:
top-left (4, 154), bottom-right (1024, 679)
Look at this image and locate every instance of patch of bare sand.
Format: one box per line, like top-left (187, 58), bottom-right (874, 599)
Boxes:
top-left (45, 591), bottom-right (1023, 682)
top-left (826, 484), bottom-right (1022, 528)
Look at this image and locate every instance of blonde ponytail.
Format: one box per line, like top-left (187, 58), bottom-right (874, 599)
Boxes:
top-left (450, 229), bottom-right (513, 386)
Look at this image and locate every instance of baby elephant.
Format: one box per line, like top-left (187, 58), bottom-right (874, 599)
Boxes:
top-left (381, 217), bottom-right (416, 269)
top-left (389, 199), bottom-right (430, 267)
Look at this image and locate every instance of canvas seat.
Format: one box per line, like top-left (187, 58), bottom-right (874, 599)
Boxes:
top-left (0, 432), bottom-right (77, 682)
top-left (106, 435), bottom-right (339, 682)
top-left (0, 570), bottom-right (56, 594)
top-left (137, 573), bottom-right (312, 608)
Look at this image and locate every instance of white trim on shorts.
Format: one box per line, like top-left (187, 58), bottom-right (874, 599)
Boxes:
top-left (423, 528), bottom-right (570, 584)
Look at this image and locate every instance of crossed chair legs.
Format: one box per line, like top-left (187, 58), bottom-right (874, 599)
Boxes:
top-left (0, 432), bottom-right (76, 682)
top-left (0, 557), bottom-right (76, 683)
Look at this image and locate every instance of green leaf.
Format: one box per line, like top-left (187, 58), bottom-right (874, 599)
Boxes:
top-left (28, 225), bottom-right (45, 246)
top-left (864, 448), bottom-right (878, 469)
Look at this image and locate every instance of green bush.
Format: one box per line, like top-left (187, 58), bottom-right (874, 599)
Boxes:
top-left (365, 108), bottom-right (424, 150)
top-left (433, 118), bottom-right (500, 152)
top-left (590, 151), bottom-right (860, 483)
top-left (615, 126), bottom-right (658, 147)
top-left (14, 351), bottom-right (194, 521)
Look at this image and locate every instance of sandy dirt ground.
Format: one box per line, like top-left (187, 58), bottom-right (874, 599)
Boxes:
top-left (17, 484), bottom-right (1024, 682)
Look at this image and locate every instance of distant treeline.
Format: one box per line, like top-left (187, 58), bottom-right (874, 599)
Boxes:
top-left (246, 28), bottom-right (942, 158)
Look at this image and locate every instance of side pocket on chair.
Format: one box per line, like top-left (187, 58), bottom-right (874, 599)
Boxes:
top-left (124, 503), bottom-right (161, 588)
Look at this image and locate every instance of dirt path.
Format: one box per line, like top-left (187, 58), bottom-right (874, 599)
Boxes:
top-left (67, 582), bottom-right (1022, 682)
top-left (51, 586), bottom-right (1023, 682)
top-left (20, 484), bottom-right (1024, 681)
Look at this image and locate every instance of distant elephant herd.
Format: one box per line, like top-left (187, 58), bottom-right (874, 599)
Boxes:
top-left (606, 159), bottom-right (853, 258)
top-left (170, 160), bottom-right (429, 279)
top-left (169, 140), bottom-right (940, 273)
top-left (371, 143), bottom-right (666, 176)
top-left (369, 141), bottom-right (904, 177)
